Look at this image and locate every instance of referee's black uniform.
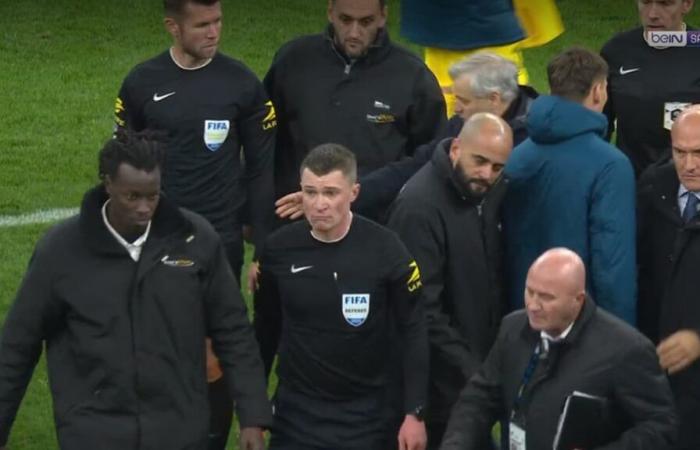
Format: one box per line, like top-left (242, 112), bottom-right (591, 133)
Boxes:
top-left (115, 50), bottom-right (276, 272)
top-left (255, 215), bottom-right (428, 450)
top-left (602, 26), bottom-right (700, 176)
top-left (115, 50), bottom-right (276, 450)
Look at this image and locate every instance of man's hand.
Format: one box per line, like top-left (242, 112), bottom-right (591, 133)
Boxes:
top-left (205, 338), bottom-right (223, 383)
top-left (397, 414), bottom-right (427, 450)
top-left (275, 192), bottom-right (304, 220)
top-left (657, 329), bottom-right (700, 375)
top-left (247, 261), bottom-right (260, 294)
top-left (239, 426), bottom-right (265, 450)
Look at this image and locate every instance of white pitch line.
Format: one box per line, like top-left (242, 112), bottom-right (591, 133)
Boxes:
top-left (0, 208), bottom-right (78, 228)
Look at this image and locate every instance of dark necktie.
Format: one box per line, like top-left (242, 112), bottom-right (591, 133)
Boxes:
top-left (683, 193), bottom-right (699, 223)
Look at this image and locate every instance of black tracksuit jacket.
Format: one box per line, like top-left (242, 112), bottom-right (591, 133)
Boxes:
top-left (387, 141), bottom-right (506, 422)
top-left (264, 26), bottom-right (446, 200)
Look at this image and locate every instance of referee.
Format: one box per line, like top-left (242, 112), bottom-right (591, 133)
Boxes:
top-left (601, 0), bottom-right (700, 176)
top-left (255, 144), bottom-right (429, 450)
top-left (113, 1), bottom-right (275, 448)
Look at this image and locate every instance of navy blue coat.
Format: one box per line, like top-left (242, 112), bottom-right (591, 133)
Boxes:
top-left (502, 95), bottom-right (637, 324)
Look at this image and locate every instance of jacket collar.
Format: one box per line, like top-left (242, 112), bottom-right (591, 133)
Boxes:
top-left (432, 138), bottom-right (484, 205)
top-left (641, 161), bottom-right (687, 226)
top-left (79, 185), bottom-right (191, 256)
top-left (503, 85), bottom-right (538, 132)
top-left (519, 295), bottom-right (597, 346)
top-left (324, 24), bottom-right (391, 65)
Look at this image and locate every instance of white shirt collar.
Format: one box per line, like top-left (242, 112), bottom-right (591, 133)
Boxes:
top-left (169, 47), bottom-right (213, 71)
top-left (678, 184), bottom-right (698, 199)
top-left (101, 200), bottom-right (151, 262)
top-left (310, 213), bottom-right (353, 243)
top-left (541, 321), bottom-right (575, 342)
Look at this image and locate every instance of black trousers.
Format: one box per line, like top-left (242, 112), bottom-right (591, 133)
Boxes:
top-left (207, 242), bottom-right (243, 450)
top-left (268, 385), bottom-right (399, 450)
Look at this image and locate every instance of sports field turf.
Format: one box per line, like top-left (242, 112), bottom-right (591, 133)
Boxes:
top-left (1, 0), bottom-right (699, 448)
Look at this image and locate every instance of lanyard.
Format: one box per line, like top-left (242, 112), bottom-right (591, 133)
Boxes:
top-left (511, 341), bottom-right (542, 419)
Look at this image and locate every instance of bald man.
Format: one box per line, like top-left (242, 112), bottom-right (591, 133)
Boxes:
top-left (387, 113), bottom-right (512, 449)
top-left (638, 105), bottom-right (700, 450)
top-left (440, 248), bottom-right (676, 450)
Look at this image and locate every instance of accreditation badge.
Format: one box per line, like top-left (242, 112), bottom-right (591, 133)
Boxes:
top-left (203, 119), bottom-right (230, 151)
top-left (664, 102), bottom-right (691, 130)
top-left (509, 422), bottom-right (526, 450)
top-left (342, 293), bottom-right (370, 327)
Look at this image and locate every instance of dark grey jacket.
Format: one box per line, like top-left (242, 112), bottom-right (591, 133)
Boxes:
top-left (441, 299), bottom-right (677, 450)
top-left (0, 186), bottom-right (272, 450)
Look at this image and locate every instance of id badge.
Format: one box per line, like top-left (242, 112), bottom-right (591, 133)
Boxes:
top-left (664, 102), bottom-right (691, 130)
top-left (509, 422), bottom-right (526, 450)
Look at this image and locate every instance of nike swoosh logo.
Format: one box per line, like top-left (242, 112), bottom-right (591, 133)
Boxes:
top-left (290, 264), bottom-right (313, 274)
top-left (619, 67), bottom-right (640, 75)
top-left (153, 91), bottom-right (176, 102)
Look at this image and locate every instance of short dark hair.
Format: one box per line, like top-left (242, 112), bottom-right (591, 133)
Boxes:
top-left (99, 129), bottom-right (165, 181)
top-left (164, 0), bottom-right (219, 17)
top-left (300, 143), bottom-right (357, 183)
top-left (330, 0), bottom-right (387, 9)
top-left (547, 47), bottom-right (608, 102)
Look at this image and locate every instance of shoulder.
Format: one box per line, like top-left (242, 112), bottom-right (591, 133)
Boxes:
top-left (590, 307), bottom-right (656, 355)
top-left (121, 51), bottom-right (170, 84)
top-left (272, 34), bottom-right (325, 63)
top-left (180, 208), bottom-right (221, 249)
top-left (354, 215), bottom-right (410, 253)
top-left (601, 27), bottom-right (642, 59)
top-left (263, 220), bottom-right (310, 250)
top-left (211, 53), bottom-right (260, 81)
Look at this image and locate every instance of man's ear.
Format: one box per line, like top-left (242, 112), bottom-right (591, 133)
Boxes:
top-left (449, 138), bottom-right (461, 166)
top-left (164, 17), bottom-right (179, 39)
top-left (350, 182), bottom-right (360, 203)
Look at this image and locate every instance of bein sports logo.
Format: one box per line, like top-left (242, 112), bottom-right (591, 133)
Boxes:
top-left (647, 30), bottom-right (700, 47)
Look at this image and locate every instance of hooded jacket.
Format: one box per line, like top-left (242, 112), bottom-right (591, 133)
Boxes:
top-left (387, 140), bottom-right (506, 422)
top-left (502, 95), bottom-right (637, 324)
top-left (0, 186), bottom-right (272, 450)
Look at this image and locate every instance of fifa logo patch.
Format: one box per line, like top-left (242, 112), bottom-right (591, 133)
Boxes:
top-left (203, 120), bottom-right (230, 151)
top-left (342, 293), bottom-right (370, 327)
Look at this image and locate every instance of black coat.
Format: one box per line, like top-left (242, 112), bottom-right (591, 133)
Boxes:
top-left (265, 25), bottom-right (446, 201)
top-left (387, 141), bottom-right (506, 421)
top-left (0, 186), bottom-right (272, 450)
top-left (637, 161), bottom-right (700, 449)
top-left (441, 299), bottom-right (677, 450)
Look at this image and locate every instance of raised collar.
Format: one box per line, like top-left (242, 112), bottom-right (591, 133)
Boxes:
top-left (79, 185), bottom-right (190, 256)
top-left (324, 24), bottom-right (390, 64)
top-left (520, 295), bottom-right (596, 345)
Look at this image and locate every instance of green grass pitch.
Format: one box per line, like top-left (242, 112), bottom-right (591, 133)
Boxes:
top-left (1, 0), bottom-right (698, 448)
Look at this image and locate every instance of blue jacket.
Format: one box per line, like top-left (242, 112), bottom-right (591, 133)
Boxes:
top-left (400, 0), bottom-right (524, 50)
top-left (502, 96), bottom-right (636, 324)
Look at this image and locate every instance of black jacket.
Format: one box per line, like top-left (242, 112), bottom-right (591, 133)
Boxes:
top-left (387, 141), bottom-right (506, 421)
top-left (0, 187), bottom-right (272, 450)
top-left (264, 26), bottom-right (445, 200)
top-left (355, 85), bottom-right (538, 219)
top-left (637, 161), bottom-right (700, 449)
top-left (441, 299), bottom-right (677, 450)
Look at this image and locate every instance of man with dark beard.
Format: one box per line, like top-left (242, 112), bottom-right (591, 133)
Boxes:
top-left (387, 113), bottom-right (513, 449)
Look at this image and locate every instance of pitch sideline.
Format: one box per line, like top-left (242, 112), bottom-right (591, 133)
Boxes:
top-left (0, 208), bottom-right (79, 228)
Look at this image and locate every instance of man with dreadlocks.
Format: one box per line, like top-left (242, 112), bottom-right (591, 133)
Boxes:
top-left (0, 130), bottom-right (271, 450)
